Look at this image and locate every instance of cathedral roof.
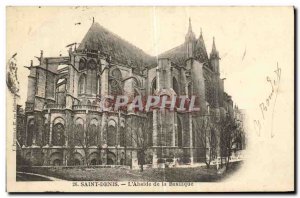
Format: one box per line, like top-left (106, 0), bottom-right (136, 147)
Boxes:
top-left (78, 22), bottom-right (156, 67)
top-left (78, 21), bottom-right (215, 68)
top-left (158, 44), bottom-right (187, 66)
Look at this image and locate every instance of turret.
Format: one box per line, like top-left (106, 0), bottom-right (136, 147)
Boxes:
top-left (185, 18), bottom-right (196, 59)
top-left (210, 37), bottom-right (220, 74)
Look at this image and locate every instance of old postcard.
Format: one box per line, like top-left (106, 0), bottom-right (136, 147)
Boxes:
top-left (6, 6), bottom-right (294, 192)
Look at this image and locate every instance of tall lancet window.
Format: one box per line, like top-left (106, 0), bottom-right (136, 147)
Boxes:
top-left (52, 123), bottom-right (65, 146)
top-left (151, 77), bottom-right (157, 95)
top-left (188, 82), bottom-right (192, 98)
top-left (55, 78), bottom-right (67, 105)
top-left (87, 59), bottom-right (97, 95)
top-left (177, 116), bottom-right (182, 147)
top-left (109, 68), bottom-right (123, 97)
top-left (173, 77), bottom-right (179, 95)
top-left (107, 120), bottom-right (117, 146)
top-left (78, 74), bottom-right (86, 94)
top-left (26, 119), bottom-right (34, 146)
top-left (79, 58), bottom-right (86, 70)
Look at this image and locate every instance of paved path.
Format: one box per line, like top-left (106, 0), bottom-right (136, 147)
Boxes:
top-left (17, 172), bottom-right (64, 181)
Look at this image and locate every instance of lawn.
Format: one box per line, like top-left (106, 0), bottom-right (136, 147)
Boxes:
top-left (17, 162), bottom-right (242, 182)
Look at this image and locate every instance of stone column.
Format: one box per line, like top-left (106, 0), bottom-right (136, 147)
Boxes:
top-left (172, 112), bottom-right (176, 147)
top-left (152, 109), bottom-right (158, 167)
top-left (189, 114), bottom-right (194, 164)
top-left (83, 115), bottom-right (87, 146)
top-left (49, 122), bottom-right (53, 146)
top-left (131, 150), bottom-right (139, 170)
top-left (205, 123), bottom-right (211, 164)
top-left (100, 62), bottom-right (109, 162)
top-left (63, 149), bottom-right (67, 166)
top-left (156, 68), bottom-right (160, 90)
top-left (65, 110), bottom-right (72, 147)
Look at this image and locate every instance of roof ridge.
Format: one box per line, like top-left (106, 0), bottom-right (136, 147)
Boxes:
top-left (95, 23), bottom-right (153, 57)
top-left (78, 22), bottom-right (155, 63)
top-left (158, 43), bottom-right (185, 57)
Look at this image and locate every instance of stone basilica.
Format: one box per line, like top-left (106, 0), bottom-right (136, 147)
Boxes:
top-left (18, 19), bottom-right (244, 168)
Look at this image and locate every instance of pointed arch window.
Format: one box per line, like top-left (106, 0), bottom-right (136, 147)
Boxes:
top-left (87, 59), bottom-right (97, 70)
top-left (74, 118), bottom-right (84, 146)
top-left (173, 77), bottom-right (179, 95)
top-left (56, 78), bottom-right (67, 105)
top-left (151, 77), bottom-right (157, 95)
top-left (79, 58), bottom-right (86, 70)
top-left (78, 74), bottom-right (86, 94)
top-left (177, 116), bottom-right (182, 147)
top-left (107, 125), bottom-right (116, 146)
top-left (88, 124), bottom-right (98, 146)
top-left (111, 68), bottom-right (122, 80)
top-left (109, 68), bottom-right (123, 96)
top-left (26, 119), bottom-right (34, 146)
top-left (52, 123), bottom-right (65, 146)
top-left (109, 80), bottom-right (122, 96)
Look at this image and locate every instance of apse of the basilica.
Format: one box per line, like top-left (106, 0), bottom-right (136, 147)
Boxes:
top-left (16, 19), bottom-right (245, 168)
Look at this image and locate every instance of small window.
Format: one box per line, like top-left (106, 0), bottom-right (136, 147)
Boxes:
top-left (88, 59), bottom-right (97, 70)
top-left (79, 59), bottom-right (86, 70)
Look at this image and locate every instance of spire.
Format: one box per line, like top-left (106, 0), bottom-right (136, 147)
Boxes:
top-left (212, 37), bottom-right (216, 52)
top-left (185, 18), bottom-right (196, 42)
top-left (188, 17), bottom-right (192, 32)
top-left (194, 28), bottom-right (208, 63)
top-left (198, 28), bottom-right (204, 43)
top-left (210, 37), bottom-right (219, 58)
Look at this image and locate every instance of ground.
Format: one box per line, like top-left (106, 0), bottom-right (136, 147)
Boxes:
top-left (17, 161), bottom-right (242, 182)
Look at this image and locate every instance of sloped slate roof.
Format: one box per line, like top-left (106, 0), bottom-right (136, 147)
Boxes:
top-left (78, 22), bottom-right (156, 67)
top-left (158, 44), bottom-right (187, 66)
top-left (78, 22), bottom-right (211, 68)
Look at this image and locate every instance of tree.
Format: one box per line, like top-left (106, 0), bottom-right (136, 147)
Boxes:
top-left (219, 114), bottom-right (241, 169)
top-left (194, 115), bottom-right (218, 168)
top-left (71, 122), bottom-right (99, 166)
top-left (129, 115), bottom-right (152, 172)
